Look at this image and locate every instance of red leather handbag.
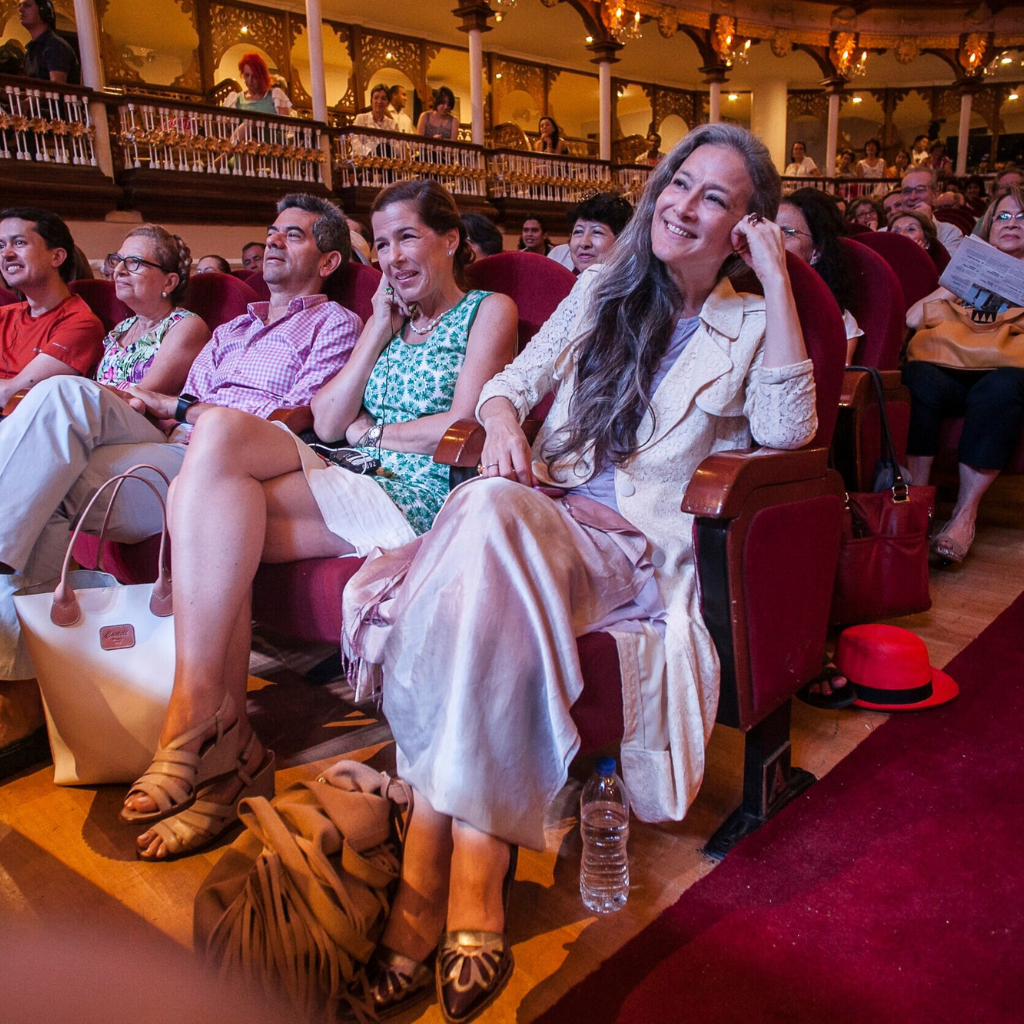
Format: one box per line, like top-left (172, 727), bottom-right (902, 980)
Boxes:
top-left (830, 367), bottom-right (935, 626)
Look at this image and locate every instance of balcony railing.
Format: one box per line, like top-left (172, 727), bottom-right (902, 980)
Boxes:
top-left (487, 149), bottom-right (620, 204)
top-left (113, 98), bottom-right (325, 183)
top-left (0, 78), bottom-right (97, 166)
top-left (332, 127), bottom-right (488, 198)
top-left (783, 175), bottom-right (893, 200)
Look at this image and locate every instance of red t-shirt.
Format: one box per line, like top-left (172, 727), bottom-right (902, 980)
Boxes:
top-left (0, 294), bottom-right (105, 380)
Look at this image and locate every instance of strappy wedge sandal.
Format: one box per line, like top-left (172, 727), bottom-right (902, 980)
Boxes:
top-left (135, 734), bottom-right (275, 862)
top-left (120, 693), bottom-right (242, 825)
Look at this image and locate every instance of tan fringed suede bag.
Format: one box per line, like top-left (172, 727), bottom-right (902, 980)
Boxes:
top-left (194, 759), bottom-right (412, 1023)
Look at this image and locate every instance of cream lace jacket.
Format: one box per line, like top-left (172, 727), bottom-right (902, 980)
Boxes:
top-left (475, 267), bottom-right (818, 823)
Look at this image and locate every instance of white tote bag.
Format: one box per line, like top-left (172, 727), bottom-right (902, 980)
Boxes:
top-left (14, 465), bottom-right (175, 786)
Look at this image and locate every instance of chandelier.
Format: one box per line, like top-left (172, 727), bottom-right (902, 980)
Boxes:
top-left (491, 0), bottom-right (516, 22)
top-left (600, 3), bottom-right (642, 41)
top-left (833, 32), bottom-right (868, 79)
top-left (713, 16), bottom-right (751, 68)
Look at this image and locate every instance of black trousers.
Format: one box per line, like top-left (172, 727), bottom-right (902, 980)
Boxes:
top-left (903, 361), bottom-right (1024, 470)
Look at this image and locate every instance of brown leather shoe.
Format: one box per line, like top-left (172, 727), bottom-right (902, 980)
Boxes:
top-left (436, 930), bottom-right (513, 1024)
top-left (436, 845), bottom-right (518, 1024)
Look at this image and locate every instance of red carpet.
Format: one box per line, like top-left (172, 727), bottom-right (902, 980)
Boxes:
top-left (537, 592), bottom-right (1024, 1024)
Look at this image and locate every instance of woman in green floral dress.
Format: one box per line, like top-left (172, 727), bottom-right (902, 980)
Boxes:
top-left (122, 180), bottom-right (518, 862)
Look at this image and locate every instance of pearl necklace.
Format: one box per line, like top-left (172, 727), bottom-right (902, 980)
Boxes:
top-left (407, 307), bottom-right (449, 336)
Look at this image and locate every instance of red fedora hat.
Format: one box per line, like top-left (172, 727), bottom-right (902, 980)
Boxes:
top-left (834, 624), bottom-right (959, 712)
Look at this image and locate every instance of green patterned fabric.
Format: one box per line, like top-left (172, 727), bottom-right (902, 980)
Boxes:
top-left (357, 289), bottom-right (489, 535)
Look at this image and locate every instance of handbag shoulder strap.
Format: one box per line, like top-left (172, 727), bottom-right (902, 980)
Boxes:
top-left (847, 365), bottom-right (908, 498)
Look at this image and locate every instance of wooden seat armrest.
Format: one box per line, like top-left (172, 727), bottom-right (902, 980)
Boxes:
top-left (434, 417), bottom-right (542, 467)
top-left (268, 406), bottom-right (314, 435)
top-left (840, 368), bottom-right (904, 407)
top-left (682, 446), bottom-right (831, 519)
top-left (1, 389), bottom-right (28, 417)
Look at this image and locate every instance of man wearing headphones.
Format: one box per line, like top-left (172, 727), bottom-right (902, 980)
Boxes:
top-left (19, 0), bottom-right (80, 84)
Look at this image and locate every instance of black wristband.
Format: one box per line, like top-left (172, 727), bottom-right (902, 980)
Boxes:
top-left (174, 393), bottom-right (199, 423)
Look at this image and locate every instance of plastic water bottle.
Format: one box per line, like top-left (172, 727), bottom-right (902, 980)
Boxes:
top-left (580, 756), bottom-right (630, 913)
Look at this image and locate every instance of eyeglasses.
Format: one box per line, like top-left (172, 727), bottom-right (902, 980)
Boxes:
top-left (901, 185), bottom-right (932, 197)
top-left (105, 252), bottom-right (166, 274)
top-left (780, 226), bottom-right (812, 240)
top-left (995, 211), bottom-right (1024, 221)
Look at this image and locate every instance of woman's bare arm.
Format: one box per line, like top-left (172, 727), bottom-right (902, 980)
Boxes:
top-left (137, 314), bottom-right (212, 394)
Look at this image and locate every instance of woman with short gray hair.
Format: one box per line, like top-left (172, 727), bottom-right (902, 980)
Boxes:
top-left (341, 123), bottom-right (819, 1023)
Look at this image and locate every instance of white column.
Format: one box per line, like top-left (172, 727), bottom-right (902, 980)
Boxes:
top-left (956, 90), bottom-right (973, 177)
top-left (468, 27), bottom-right (484, 146)
top-left (825, 90), bottom-right (841, 177)
top-left (304, 0), bottom-right (332, 189)
top-left (751, 79), bottom-right (788, 174)
top-left (708, 80), bottom-right (721, 124)
top-left (72, 0), bottom-right (113, 177)
top-left (599, 60), bottom-right (611, 161)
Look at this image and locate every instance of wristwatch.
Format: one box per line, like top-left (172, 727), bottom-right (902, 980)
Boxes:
top-left (360, 423), bottom-right (384, 447)
top-left (174, 393), bottom-right (199, 423)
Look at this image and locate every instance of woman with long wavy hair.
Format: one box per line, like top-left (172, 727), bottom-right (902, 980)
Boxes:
top-left (342, 122), bottom-right (819, 1023)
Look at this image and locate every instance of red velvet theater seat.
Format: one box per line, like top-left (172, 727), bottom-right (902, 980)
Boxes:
top-left (69, 279), bottom-right (131, 332)
top-left (181, 272), bottom-right (257, 329)
top-left (855, 230), bottom-right (939, 311)
top-left (831, 239), bottom-right (912, 492)
top-left (0, 286), bottom-right (19, 306)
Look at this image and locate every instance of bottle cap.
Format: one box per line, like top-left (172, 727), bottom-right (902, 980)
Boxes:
top-left (596, 756), bottom-right (616, 776)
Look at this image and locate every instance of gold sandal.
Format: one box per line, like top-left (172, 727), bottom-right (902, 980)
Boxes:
top-left (136, 734), bottom-right (275, 861)
top-left (931, 520), bottom-right (976, 564)
top-left (120, 693), bottom-right (242, 824)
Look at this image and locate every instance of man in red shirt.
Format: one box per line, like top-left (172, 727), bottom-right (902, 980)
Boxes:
top-left (0, 207), bottom-right (104, 412)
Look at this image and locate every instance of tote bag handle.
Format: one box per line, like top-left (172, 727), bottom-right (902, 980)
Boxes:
top-left (51, 463), bottom-right (173, 627)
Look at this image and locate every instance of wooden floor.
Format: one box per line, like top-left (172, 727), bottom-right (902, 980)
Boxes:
top-left (1, 510), bottom-right (1021, 1023)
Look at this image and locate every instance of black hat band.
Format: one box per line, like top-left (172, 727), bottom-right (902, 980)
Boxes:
top-left (853, 679), bottom-right (934, 706)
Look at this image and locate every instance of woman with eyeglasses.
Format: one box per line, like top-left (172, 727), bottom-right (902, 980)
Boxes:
top-left (847, 197), bottom-right (881, 231)
top-left (902, 184), bottom-right (1024, 564)
top-left (96, 227), bottom-right (210, 391)
top-left (777, 188), bottom-right (862, 364)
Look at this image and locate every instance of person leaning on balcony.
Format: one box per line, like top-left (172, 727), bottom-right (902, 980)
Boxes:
top-left (783, 140), bottom-right (818, 177)
top-left (18, 0), bottom-right (79, 84)
top-left (417, 86), bottom-right (459, 141)
top-left (0, 207), bottom-right (104, 413)
top-left (534, 116), bottom-right (568, 155)
top-left (355, 84), bottom-right (399, 133)
top-left (0, 194), bottom-right (361, 779)
top-left (222, 53), bottom-right (293, 117)
top-left (636, 131), bottom-right (663, 166)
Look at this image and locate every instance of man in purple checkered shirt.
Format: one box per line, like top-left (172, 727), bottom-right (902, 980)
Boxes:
top-left (0, 194), bottom-right (361, 736)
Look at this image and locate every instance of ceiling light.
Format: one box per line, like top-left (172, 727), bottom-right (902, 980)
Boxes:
top-left (495, 72), bottom-right (502, 79)
top-left (728, 93), bottom-right (738, 101)
top-left (852, 95), bottom-right (863, 103)
top-left (494, 12), bottom-right (502, 20)
top-left (240, 24), bottom-right (248, 34)
top-left (1001, 56), bottom-right (1013, 64)
top-left (585, 35), bottom-right (593, 43)
top-left (1010, 93), bottom-right (1020, 101)
top-left (385, 51), bottom-right (393, 60)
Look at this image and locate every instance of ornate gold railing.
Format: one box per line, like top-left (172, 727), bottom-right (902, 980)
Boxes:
top-left (782, 175), bottom-right (892, 200)
top-left (0, 79), bottom-right (97, 166)
top-left (113, 98), bottom-right (324, 183)
top-left (612, 165), bottom-right (652, 204)
top-left (332, 127), bottom-right (488, 198)
top-left (487, 149), bottom-right (619, 203)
